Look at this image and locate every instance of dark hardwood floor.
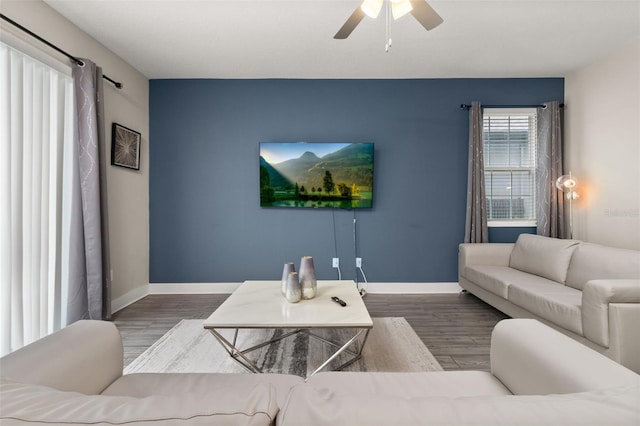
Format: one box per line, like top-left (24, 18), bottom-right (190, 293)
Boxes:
top-left (112, 292), bottom-right (508, 371)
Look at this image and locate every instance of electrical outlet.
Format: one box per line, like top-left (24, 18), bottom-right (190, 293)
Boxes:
top-left (332, 258), bottom-right (340, 268)
top-left (356, 257), bottom-right (362, 267)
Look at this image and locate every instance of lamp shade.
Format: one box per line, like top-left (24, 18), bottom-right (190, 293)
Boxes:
top-left (361, 0), bottom-right (383, 18)
top-left (556, 173), bottom-right (578, 192)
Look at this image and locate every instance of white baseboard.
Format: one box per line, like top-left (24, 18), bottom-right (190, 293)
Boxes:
top-left (362, 282), bottom-right (462, 294)
top-left (111, 284), bottom-right (150, 314)
top-left (112, 282), bottom-right (463, 313)
top-left (149, 282), bottom-right (241, 294)
top-left (148, 282), bottom-right (462, 295)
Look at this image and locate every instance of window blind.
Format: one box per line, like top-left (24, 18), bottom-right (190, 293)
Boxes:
top-left (483, 109), bottom-right (537, 223)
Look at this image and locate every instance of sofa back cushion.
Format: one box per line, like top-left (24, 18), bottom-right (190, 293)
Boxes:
top-left (509, 234), bottom-right (579, 284)
top-left (565, 243), bottom-right (640, 291)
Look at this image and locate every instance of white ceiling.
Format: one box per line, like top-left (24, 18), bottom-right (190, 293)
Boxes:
top-left (43, 0), bottom-right (640, 79)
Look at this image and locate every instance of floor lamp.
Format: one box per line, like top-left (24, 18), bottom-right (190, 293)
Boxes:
top-left (556, 172), bottom-right (578, 239)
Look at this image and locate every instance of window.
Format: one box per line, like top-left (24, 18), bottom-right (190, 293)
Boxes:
top-left (0, 41), bottom-right (75, 355)
top-left (483, 109), bottom-right (537, 226)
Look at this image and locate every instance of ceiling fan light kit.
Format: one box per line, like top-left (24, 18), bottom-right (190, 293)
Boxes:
top-left (361, 0), bottom-right (383, 18)
top-left (391, 0), bottom-right (413, 20)
top-left (335, 0), bottom-right (443, 50)
top-left (361, 0), bottom-right (413, 19)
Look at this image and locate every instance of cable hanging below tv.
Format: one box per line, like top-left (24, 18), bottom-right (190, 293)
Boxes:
top-left (259, 141), bottom-right (374, 209)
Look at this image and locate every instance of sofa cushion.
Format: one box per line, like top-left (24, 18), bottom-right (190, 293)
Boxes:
top-left (566, 243), bottom-right (640, 291)
top-left (276, 384), bottom-right (640, 426)
top-left (0, 379), bottom-right (278, 426)
top-left (508, 282), bottom-right (583, 335)
top-left (305, 371), bottom-right (512, 398)
top-left (509, 234), bottom-right (579, 284)
top-left (103, 372), bottom-right (304, 409)
top-left (464, 265), bottom-right (559, 299)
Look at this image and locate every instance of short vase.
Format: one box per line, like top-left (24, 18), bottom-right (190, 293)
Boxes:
top-left (281, 262), bottom-right (295, 296)
top-left (284, 272), bottom-right (302, 303)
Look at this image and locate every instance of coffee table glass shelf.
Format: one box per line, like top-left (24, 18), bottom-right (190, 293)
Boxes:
top-left (203, 280), bottom-right (373, 379)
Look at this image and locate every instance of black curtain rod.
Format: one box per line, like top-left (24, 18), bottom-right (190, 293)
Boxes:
top-left (1, 13), bottom-right (122, 89)
top-left (460, 103), bottom-right (564, 110)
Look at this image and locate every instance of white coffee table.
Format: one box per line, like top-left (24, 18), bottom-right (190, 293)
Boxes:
top-left (203, 280), bottom-right (373, 379)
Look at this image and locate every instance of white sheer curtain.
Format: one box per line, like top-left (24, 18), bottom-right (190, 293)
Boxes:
top-left (0, 42), bottom-right (76, 356)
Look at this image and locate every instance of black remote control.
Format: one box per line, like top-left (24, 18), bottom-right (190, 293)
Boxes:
top-left (331, 296), bottom-right (347, 307)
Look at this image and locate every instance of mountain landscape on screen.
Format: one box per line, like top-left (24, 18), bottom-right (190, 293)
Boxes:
top-left (260, 142), bottom-right (374, 209)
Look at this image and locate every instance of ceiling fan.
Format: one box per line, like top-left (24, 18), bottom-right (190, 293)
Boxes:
top-left (334, 0), bottom-right (443, 40)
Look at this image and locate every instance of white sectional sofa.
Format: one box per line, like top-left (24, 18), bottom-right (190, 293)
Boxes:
top-left (459, 233), bottom-right (640, 373)
top-left (1, 318), bottom-right (639, 425)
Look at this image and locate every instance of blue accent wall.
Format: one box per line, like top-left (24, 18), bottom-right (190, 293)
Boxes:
top-left (150, 78), bottom-right (563, 283)
top-left (489, 227), bottom-right (536, 243)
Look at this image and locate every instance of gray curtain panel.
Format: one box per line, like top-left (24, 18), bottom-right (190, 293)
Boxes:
top-left (464, 102), bottom-right (489, 243)
top-left (536, 101), bottom-right (565, 239)
top-left (69, 59), bottom-right (112, 322)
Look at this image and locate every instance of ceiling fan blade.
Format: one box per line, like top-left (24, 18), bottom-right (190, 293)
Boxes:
top-left (334, 5), bottom-right (366, 39)
top-left (409, 0), bottom-right (443, 31)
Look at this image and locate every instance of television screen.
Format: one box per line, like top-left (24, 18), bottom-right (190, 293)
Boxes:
top-left (260, 142), bottom-right (374, 209)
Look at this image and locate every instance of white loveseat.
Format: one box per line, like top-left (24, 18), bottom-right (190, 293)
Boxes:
top-left (459, 233), bottom-right (640, 373)
top-left (1, 318), bottom-right (639, 425)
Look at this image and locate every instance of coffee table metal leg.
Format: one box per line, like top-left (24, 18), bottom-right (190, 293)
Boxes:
top-left (333, 328), bottom-right (371, 371)
top-left (208, 327), bottom-right (372, 379)
top-left (307, 331), bottom-right (358, 356)
top-left (208, 328), bottom-right (305, 373)
top-left (208, 329), bottom-right (261, 373)
top-left (231, 328), bottom-right (239, 348)
top-left (306, 328), bottom-right (370, 380)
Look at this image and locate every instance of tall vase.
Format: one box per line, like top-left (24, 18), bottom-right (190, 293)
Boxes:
top-left (284, 272), bottom-right (302, 303)
top-left (299, 256), bottom-right (317, 299)
top-left (281, 262), bottom-right (295, 296)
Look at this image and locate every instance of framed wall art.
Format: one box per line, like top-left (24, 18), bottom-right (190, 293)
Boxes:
top-left (111, 123), bottom-right (141, 170)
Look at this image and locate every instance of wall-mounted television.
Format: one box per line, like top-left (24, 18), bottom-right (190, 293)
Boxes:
top-left (260, 142), bottom-right (374, 209)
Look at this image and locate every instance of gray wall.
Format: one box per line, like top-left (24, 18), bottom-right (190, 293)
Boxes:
top-left (150, 78), bottom-right (563, 284)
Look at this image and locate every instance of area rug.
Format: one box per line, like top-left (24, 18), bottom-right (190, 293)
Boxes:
top-left (125, 317), bottom-right (443, 377)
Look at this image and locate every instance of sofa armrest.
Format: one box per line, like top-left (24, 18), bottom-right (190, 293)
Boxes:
top-left (458, 243), bottom-right (514, 277)
top-left (0, 320), bottom-right (123, 394)
top-left (490, 319), bottom-right (638, 395)
top-left (582, 279), bottom-right (640, 348)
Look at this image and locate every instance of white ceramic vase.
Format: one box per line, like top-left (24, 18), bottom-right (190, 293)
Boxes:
top-left (298, 256), bottom-right (317, 300)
